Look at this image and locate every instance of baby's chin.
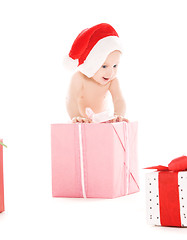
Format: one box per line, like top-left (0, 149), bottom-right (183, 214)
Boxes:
top-left (97, 80), bottom-right (111, 86)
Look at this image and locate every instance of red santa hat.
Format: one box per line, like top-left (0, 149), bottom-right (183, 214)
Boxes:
top-left (64, 23), bottom-right (123, 78)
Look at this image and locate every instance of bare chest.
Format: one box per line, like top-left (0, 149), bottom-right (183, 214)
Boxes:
top-left (80, 78), bottom-right (110, 100)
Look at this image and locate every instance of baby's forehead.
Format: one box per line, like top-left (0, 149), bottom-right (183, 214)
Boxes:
top-left (104, 50), bottom-right (121, 63)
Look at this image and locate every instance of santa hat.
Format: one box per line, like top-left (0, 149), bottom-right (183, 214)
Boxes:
top-left (64, 23), bottom-right (123, 78)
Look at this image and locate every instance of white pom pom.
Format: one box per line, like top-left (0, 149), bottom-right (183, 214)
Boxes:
top-left (63, 55), bottom-right (79, 71)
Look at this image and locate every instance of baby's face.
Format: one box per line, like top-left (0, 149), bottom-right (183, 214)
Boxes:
top-left (91, 50), bottom-right (121, 85)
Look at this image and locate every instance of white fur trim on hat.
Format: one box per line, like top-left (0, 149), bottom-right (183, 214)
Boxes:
top-left (63, 55), bottom-right (79, 71)
top-left (78, 36), bottom-right (123, 78)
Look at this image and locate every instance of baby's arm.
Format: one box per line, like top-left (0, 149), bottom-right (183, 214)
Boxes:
top-left (109, 78), bottom-right (128, 122)
top-left (66, 72), bottom-right (92, 122)
top-left (66, 72), bottom-right (83, 119)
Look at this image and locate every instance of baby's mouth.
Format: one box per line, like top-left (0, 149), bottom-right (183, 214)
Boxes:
top-left (103, 77), bottom-right (110, 81)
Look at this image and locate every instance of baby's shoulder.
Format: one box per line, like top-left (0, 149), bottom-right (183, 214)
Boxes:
top-left (72, 71), bottom-right (84, 80)
top-left (70, 71), bottom-right (84, 86)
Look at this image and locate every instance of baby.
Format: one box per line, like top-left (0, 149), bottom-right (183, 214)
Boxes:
top-left (65, 23), bottom-right (128, 123)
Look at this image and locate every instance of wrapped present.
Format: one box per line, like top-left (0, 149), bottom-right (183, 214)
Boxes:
top-left (145, 156), bottom-right (187, 227)
top-left (0, 140), bottom-right (5, 212)
top-left (51, 122), bottom-right (139, 198)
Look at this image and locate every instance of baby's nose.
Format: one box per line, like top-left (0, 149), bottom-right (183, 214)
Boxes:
top-left (106, 67), bottom-right (114, 77)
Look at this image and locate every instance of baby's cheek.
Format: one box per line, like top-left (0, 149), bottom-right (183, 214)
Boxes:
top-left (113, 70), bottom-right (117, 78)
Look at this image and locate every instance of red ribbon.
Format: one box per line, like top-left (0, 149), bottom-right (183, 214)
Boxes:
top-left (145, 156), bottom-right (187, 227)
top-left (159, 171), bottom-right (181, 226)
top-left (145, 156), bottom-right (187, 172)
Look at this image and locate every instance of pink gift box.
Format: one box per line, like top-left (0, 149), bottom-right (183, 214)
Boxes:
top-left (0, 140), bottom-right (5, 212)
top-left (51, 122), bottom-right (139, 199)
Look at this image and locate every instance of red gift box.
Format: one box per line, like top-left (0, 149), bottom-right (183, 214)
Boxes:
top-left (145, 156), bottom-right (187, 227)
top-left (0, 140), bottom-right (5, 213)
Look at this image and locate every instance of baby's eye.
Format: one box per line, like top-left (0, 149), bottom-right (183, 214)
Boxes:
top-left (113, 64), bottom-right (117, 68)
top-left (102, 65), bottom-right (107, 68)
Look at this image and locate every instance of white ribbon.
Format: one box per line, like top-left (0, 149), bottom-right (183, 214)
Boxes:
top-left (78, 117), bottom-right (137, 198)
top-left (78, 108), bottom-right (115, 198)
top-left (86, 107), bottom-right (115, 123)
top-left (124, 122), bottom-right (130, 195)
top-left (78, 124), bottom-right (87, 198)
top-left (111, 122), bottom-right (130, 195)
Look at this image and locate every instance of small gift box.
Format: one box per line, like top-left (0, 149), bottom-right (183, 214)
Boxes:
top-left (51, 122), bottom-right (139, 198)
top-left (0, 140), bottom-right (5, 213)
top-left (145, 156), bottom-right (187, 227)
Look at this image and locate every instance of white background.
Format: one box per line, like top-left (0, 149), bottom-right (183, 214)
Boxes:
top-left (0, 0), bottom-right (187, 239)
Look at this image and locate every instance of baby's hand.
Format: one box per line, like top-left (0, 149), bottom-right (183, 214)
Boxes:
top-left (109, 115), bottom-right (129, 123)
top-left (72, 117), bottom-right (92, 123)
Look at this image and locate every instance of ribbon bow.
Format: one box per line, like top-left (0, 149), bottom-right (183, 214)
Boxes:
top-left (146, 155), bottom-right (187, 227)
top-left (85, 107), bottom-right (115, 123)
top-left (145, 155), bottom-right (187, 172)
